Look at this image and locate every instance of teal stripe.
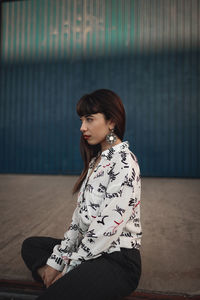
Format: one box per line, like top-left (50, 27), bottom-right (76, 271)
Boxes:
top-left (6, 3), bottom-right (12, 62)
top-left (27, 0), bottom-right (31, 61)
top-left (118, 0), bottom-right (123, 53)
top-left (70, 0), bottom-right (74, 58)
top-left (24, 1), bottom-right (28, 61)
top-left (45, 0), bottom-right (50, 61)
top-left (35, 0), bottom-right (40, 60)
top-left (38, 0), bottom-right (44, 61)
top-left (52, 0), bottom-right (57, 60)
top-left (111, 0), bottom-right (117, 53)
top-left (1, 3), bottom-right (7, 61)
top-left (124, 0), bottom-right (130, 53)
top-left (104, 0), bottom-right (110, 55)
top-left (58, 0), bottom-right (63, 60)
top-left (17, 1), bottom-right (23, 61)
top-left (29, 0), bottom-right (34, 62)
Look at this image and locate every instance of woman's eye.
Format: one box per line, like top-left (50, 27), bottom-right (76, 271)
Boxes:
top-left (86, 117), bottom-right (93, 122)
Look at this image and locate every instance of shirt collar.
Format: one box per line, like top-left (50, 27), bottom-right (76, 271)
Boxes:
top-left (101, 141), bottom-right (129, 159)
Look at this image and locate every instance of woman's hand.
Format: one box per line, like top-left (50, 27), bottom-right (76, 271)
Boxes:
top-left (51, 272), bottom-right (63, 285)
top-left (38, 265), bottom-right (61, 288)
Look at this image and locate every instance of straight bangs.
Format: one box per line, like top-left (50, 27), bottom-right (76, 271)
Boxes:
top-left (76, 94), bottom-right (102, 117)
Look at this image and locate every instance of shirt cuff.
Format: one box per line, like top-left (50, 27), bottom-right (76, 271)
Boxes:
top-left (46, 254), bottom-right (65, 272)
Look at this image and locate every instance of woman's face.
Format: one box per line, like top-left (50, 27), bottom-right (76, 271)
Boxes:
top-left (80, 113), bottom-right (115, 151)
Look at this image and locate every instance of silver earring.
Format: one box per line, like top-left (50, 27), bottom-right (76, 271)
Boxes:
top-left (106, 129), bottom-right (117, 144)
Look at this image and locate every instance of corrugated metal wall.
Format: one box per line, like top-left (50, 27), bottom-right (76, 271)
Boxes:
top-left (0, 0), bottom-right (199, 177)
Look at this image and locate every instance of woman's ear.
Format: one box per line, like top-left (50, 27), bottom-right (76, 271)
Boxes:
top-left (108, 119), bottom-right (116, 130)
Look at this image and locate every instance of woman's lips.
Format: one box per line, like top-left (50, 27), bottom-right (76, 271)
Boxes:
top-left (83, 135), bottom-right (91, 140)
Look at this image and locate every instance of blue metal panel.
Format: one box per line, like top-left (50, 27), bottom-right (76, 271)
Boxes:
top-left (0, 0), bottom-right (199, 177)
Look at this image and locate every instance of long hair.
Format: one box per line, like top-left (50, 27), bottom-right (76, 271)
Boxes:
top-left (73, 89), bottom-right (126, 193)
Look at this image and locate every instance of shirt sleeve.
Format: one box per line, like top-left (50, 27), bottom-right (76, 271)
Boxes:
top-left (65, 154), bottom-right (140, 270)
top-left (46, 206), bottom-right (80, 271)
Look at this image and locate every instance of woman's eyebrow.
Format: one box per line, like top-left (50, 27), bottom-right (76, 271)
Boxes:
top-left (80, 114), bottom-right (93, 120)
top-left (84, 114), bottom-right (93, 118)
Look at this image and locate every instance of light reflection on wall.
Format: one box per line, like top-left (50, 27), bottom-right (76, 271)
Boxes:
top-left (1, 0), bottom-right (200, 63)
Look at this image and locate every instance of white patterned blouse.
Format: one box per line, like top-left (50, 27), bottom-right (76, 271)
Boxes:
top-left (47, 141), bottom-right (142, 274)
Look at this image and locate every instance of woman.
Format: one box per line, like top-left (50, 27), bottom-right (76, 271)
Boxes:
top-left (21, 89), bottom-right (142, 300)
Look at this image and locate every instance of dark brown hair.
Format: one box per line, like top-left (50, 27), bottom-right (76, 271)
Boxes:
top-left (73, 89), bottom-right (126, 193)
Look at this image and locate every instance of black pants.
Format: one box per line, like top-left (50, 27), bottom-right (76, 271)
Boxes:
top-left (21, 236), bottom-right (141, 300)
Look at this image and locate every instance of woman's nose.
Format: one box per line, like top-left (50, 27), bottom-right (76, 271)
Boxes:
top-left (80, 121), bottom-right (87, 132)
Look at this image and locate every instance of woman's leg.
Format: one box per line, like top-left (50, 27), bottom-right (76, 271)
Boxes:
top-left (36, 248), bottom-right (141, 300)
top-left (21, 236), bottom-right (62, 282)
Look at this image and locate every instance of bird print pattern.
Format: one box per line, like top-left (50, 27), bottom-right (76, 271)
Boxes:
top-left (47, 141), bottom-right (142, 274)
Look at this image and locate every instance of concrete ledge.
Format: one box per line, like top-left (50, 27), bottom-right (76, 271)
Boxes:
top-left (0, 280), bottom-right (200, 300)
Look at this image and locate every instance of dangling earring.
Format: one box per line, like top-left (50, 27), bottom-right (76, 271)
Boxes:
top-left (106, 129), bottom-right (117, 144)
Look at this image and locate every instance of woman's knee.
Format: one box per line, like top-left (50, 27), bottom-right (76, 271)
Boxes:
top-left (21, 236), bottom-right (37, 260)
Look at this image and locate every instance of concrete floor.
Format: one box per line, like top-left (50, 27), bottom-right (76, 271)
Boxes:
top-left (0, 175), bottom-right (199, 296)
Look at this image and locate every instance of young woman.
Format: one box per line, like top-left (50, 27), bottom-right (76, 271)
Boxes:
top-left (21, 89), bottom-right (142, 300)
